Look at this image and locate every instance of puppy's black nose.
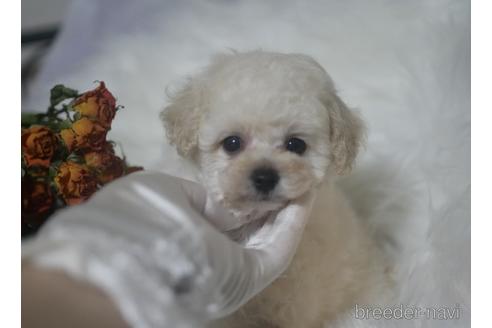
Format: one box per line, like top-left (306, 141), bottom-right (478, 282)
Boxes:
top-left (251, 167), bottom-right (279, 194)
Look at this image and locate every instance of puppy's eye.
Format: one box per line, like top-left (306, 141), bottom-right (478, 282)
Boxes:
top-left (285, 137), bottom-right (307, 155)
top-left (222, 136), bottom-right (242, 153)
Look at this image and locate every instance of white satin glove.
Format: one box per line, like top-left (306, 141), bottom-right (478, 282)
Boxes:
top-left (22, 171), bottom-right (315, 328)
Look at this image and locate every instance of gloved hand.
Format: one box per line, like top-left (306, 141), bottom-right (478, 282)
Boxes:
top-left (22, 171), bottom-right (315, 328)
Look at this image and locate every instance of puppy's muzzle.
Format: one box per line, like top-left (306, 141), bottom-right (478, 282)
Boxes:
top-left (250, 167), bottom-right (279, 194)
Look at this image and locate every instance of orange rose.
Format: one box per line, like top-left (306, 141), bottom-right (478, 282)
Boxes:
top-left (21, 126), bottom-right (58, 168)
top-left (72, 82), bottom-right (116, 128)
top-left (84, 145), bottom-right (125, 184)
top-left (54, 161), bottom-right (98, 205)
top-left (60, 117), bottom-right (108, 152)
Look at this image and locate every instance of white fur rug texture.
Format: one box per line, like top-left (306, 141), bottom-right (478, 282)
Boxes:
top-left (23, 0), bottom-right (470, 327)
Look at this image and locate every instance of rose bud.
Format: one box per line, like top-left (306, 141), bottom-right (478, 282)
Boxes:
top-left (125, 166), bottom-right (144, 175)
top-left (21, 126), bottom-right (59, 168)
top-left (72, 82), bottom-right (117, 128)
top-left (84, 148), bottom-right (125, 184)
top-left (60, 117), bottom-right (108, 152)
top-left (54, 161), bottom-right (98, 205)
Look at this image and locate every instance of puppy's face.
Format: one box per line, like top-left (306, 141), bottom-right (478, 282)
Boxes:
top-left (198, 94), bottom-right (330, 221)
top-left (162, 51), bottom-right (363, 226)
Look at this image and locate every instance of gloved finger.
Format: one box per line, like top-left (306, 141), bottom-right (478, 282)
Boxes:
top-left (180, 180), bottom-right (242, 232)
top-left (180, 179), bottom-right (207, 213)
top-left (244, 191), bottom-right (316, 277)
top-left (246, 190), bottom-right (316, 248)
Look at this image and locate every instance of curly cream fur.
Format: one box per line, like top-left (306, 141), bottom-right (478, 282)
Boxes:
top-left (161, 51), bottom-right (363, 174)
top-left (161, 51), bottom-right (389, 327)
top-left (324, 94), bottom-right (365, 175)
top-left (160, 79), bottom-right (206, 159)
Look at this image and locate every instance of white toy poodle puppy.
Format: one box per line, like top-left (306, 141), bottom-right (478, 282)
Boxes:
top-left (161, 51), bottom-right (389, 328)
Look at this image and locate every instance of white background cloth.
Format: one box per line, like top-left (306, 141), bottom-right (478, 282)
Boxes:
top-left (23, 1), bottom-right (470, 327)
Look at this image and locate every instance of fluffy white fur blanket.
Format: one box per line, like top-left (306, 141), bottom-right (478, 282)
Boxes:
top-left (24, 0), bottom-right (470, 327)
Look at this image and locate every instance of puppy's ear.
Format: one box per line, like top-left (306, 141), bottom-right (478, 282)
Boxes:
top-left (324, 93), bottom-right (365, 175)
top-left (160, 79), bottom-right (204, 159)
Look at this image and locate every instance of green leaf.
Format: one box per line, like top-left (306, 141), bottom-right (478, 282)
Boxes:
top-left (21, 112), bottom-right (46, 127)
top-left (65, 103), bottom-right (76, 112)
top-left (54, 143), bottom-right (68, 161)
top-left (58, 120), bottom-right (73, 130)
top-left (50, 85), bottom-right (79, 107)
top-left (66, 153), bottom-right (84, 164)
top-left (48, 166), bottom-right (58, 179)
top-left (52, 159), bottom-right (62, 167)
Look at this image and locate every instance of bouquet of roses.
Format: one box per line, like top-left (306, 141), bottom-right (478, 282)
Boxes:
top-left (21, 82), bottom-right (142, 236)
